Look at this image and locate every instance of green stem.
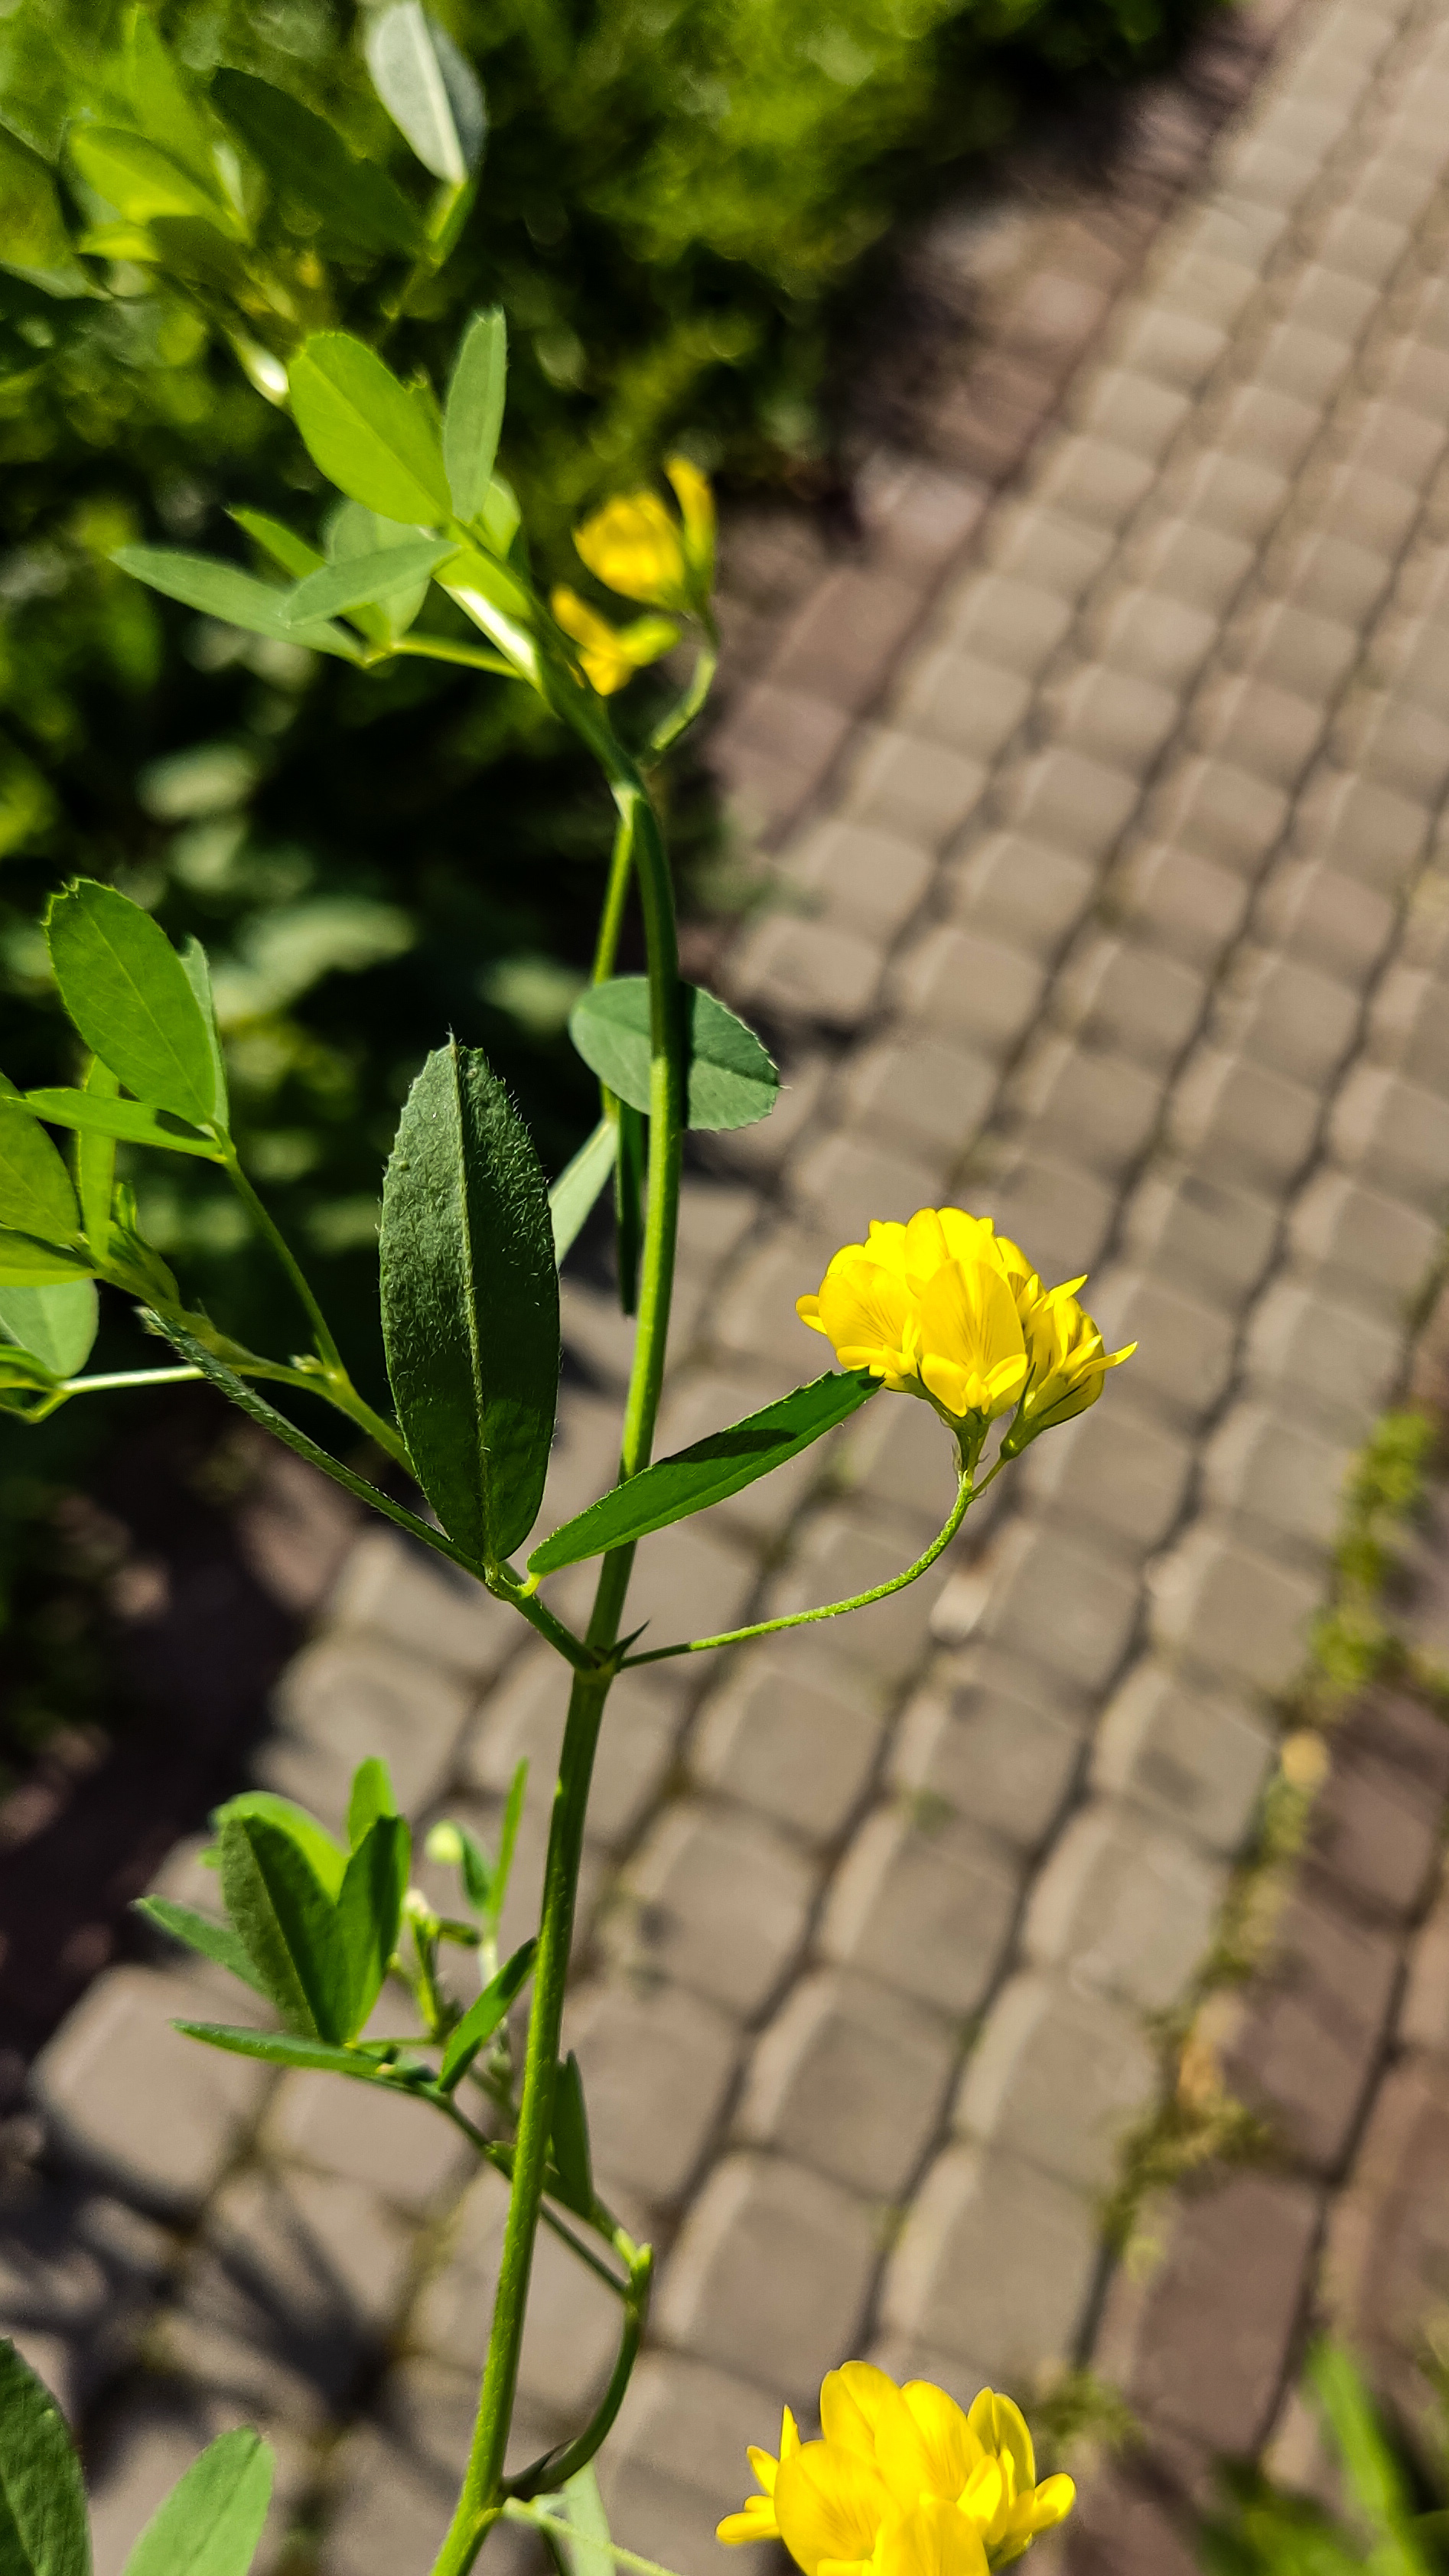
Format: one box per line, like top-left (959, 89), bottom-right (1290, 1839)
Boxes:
top-left (504, 2245), bottom-right (653, 2498)
top-left (646, 632), bottom-right (717, 760)
top-left (591, 802), bottom-right (635, 987)
top-left (383, 636), bottom-right (516, 677)
top-left (58, 1365), bottom-right (203, 1394)
top-left (623, 1473), bottom-right (974, 1665)
top-left (503, 2506), bottom-right (684, 2576)
top-left (222, 1148), bottom-right (345, 1376)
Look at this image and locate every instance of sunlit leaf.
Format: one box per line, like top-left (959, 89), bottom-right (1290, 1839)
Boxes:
top-left (365, 3), bottom-right (487, 184)
top-left (438, 1937), bottom-right (537, 2091)
top-left (288, 334), bottom-right (451, 526)
top-left (0, 1234), bottom-right (95, 1287)
top-left (346, 1758), bottom-right (397, 1851)
top-left (121, 2428), bottom-right (272, 2576)
top-left (68, 128), bottom-right (243, 236)
top-left (0, 1093), bottom-right (80, 1244)
top-left (0, 2338), bottom-right (89, 2576)
top-left (44, 881), bottom-right (222, 1126)
top-left (549, 2051), bottom-right (593, 2216)
top-left (133, 1897), bottom-right (272, 2001)
top-left (218, 1814), bottom-right (352, 2040)
top-left (0, 127), bottom-right (91, 298)
top-left (25, 1090), bottom-right (223, 1161)
top-left (548, 1116), bottom-right (616, 1265)
top-left (444, 308), bottom-right (506, 523)
top-left (0, 1280), bottom-right (97, 1379)
top-left (335, 1813), bottom-right (410, 2037)
top-left (112, 545), bottom-right (363, 661)
top-left (282, 536), bottom-right (457, 628)
top-left (569, 979), bottom-right (779, 1131)
top-left (77, 1057), bottom-right (119, 1257)
top-left (171, 2024), bottom-right (430, 2084)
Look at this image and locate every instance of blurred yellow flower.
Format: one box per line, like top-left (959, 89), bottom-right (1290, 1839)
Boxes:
top-left (550, 587), bottom-right (679, 695)
top-left (719, 2366), bottom-right (1074, 2573)
top-left (572, 461), bottom-right (715, 612)
top-left (797, 1206), bottom-right (1132, 1464)
top-left (666, 454), bottom-right (716, 594)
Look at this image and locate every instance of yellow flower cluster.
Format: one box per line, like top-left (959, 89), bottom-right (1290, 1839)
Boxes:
top-left (798, 1207), bottom-right (1133, 1466)
top-left (718, 2365), bottom-right (1074, 2574)
top-left (552, 458), bottom-right (717, 693)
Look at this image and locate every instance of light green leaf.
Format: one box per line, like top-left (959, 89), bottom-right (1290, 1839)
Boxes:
top-left (438, 1936), bottom-right (536, 2091)
top-left (0, 127), bottom-right (91, 298)
top-left (549, 1117), bottom-right (616, 1265)
top-left (25, 1090), bottom-right (223, 1162)
top-left (210, 1790), bottom-right (346, 1900)
top-left (346, 1758), bottom-right (397, 1851)
top-left (0, 1281), bottom-right (97, 1379)
top-left (180, 939), bottom-right (229, 1126)
top-left (554, 2468), bottom-right (614, 2576)
top-left (230, 510), bottom-right (324, 582)
top-left (171, 2024), bottom-right (430, 2085)
top-left (44, 881), bottom-right (221, 1125)
top-left (288, 334), bottom-right (451, 527)
top-left (121, 2428), bottom-right (272, 2576)
top-left (0, 2337), bottom-right (90, 2576)
top-left (112, 546), bottom-right (362, 661)
top-left (437, 547), bottom-right (538, 680)
top-left (77, 1057), bottom-right (119, 1256)
top-left (0, 1095), bottom-right (80, 1244)
top-left (217, 1815), bottom-right (353, 2041)
top-left (335, 1813), bottom-right (410, 2038)
top-left (569, 979), bottom-right (779, 1132)
top-left (68, 128), bottom-right (243, 237)
top-left (529, 1368), bottom-right (878, 1575)
top-left (379, 1040), bottom-right (559, 1565)
top-left (444, 308), bottom-right (506, 523)
top-left (0, 1348), bottom-right (61, 1397)
top-left (365, 3), bottom-right (487, 184)
top-left (322, 502), bottom-right (429, 646)
top-left (122, 9), bottom-right (223, 197)
top-left (0, 1234), bottom-right (95, 1287)
top-left (282, 537), bottom-right (457, 628)
top-left (549, 2051), bottom-right (593, 2217)
top-left (133, 1897), bottom-right (272, 2001)
top-left (210, 71), bottom-right (424, 258)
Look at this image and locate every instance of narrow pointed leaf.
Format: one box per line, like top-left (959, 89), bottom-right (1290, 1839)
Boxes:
top-left (548, 1116), bottom-right (616, 1265)
top-left (366, 3), bottom-right (487, 183)
top-left (112, 547), bottom-right (362, 659)
top-left (380, 1040), bottom-right (558, 1565)
top-left (77, 1057), bottom-right (119, 1255)
top-left (549, 2051), bottom-right (593, 2217)
top-left (172, 2024), bottom-right (429, 2085)
top-left (121, 2427), bottom-right (272, 2576)
top-left (134, 1897), bottom-right (272, 2001)
top-left (45, 881), bottom-right (220, 1125)
top-left (438, 1936), bottom-right (537, 2090)
top-left (335, 1813), bottom-right (410, 2038)
top-left (569, 979), bottom-right (778, 1132)
top-left (211, 71), bottom-right (425, 257)
top-left (288, 334), bottom-right (451, 527)
top-left (347, 1757), bottom-right (397, 1851)
top-left (282, 538), bottom-right (456, 627)
top-left (218, 1815), bottom-right (352, 2041)
top-left (529, 1369), bottom-right (878, 1575)
top-left (444, 308), bottom-right (506, 523)
top-left (230, 510), bottom-right (324, 581)
top-left (0, 1281), bottom-right (97, 1380)
top-left (0, 2338), bottom-right (89, 2576)
top-left (25, 1091), bottom-right (223, 1161)
top-left (0, 1096), bottom-right (80, 1242)
top-left (180, 940), bottom-right (229, 1126)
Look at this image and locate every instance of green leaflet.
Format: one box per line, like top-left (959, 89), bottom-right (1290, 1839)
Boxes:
top-left (24, 1091), bottom-right (223, 1161)
top-left (365, 3), bottom-right (487, 184)
top-left (346, 1758), bottom-right (397, 1850)
top-left (0, 1095), bottom-right (80, 1244)
top-left (0, 1281), bottom-right (98, 1379)
top-left (211, 72), bottom-right (425, 258)
top-left (77, 1058), bottom-right (119, 1256)
top-left (548, 1116), bottom-right (616, 1265)
top-left (67, 127), bottom-right (243, 236)
top-left (120, 2428), bottom-right (272, 2576)
top-left (180, 939), bottom-right (229, 1126)
top-left (172, 2024), bottom-right (430, 2085)
top-left (111, 547), bottom-right (362, 661)
top-left (334, 1814), bottom-right (410, 2037)
top-left (569, 978), bottom-right (778, 1131)
top-left (230, 510), bottom-right (324, 581)
top-left (552, 2470), bottom-right (614, 2576)
top-left (0, 2340), bottom-right (89, 2576)
top-left (444, 308), bottom-right (507, 523)
top-left (0, 1235), bottom-right (95, 1287)
top-left (282, 537), bottom-right (457, 628)
top-left (380, 1041), bottom-right (559, 1565)
top-left (288, 335), bottom-right (452, 528)
top-left (529, 1368), bottom-right (878, 1575)
top-left (218, 1815), bottom-right (353, 2041)
top-left (549, 2051), bottom-right (593, 2217)
top-left (0, 127), bottom-right (91, 299)
top-left (122, 11), bottom-right (221, 196)
top-left (438, 1936), bottom-right (538, 2091)
top-left (45, 881), bottom-right (221, 1126)
top-left (210, 1790), bottom-right (347, 1898)
top-left (134, 1897), bottom-right (272, 2001)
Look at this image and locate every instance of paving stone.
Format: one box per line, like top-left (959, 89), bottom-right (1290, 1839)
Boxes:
top-left (1095, 2171), bottom-right (1323, 2452)
top-left (1148, 1524), bottom-right (1321, 1691)
top-left (890, 925), bottom-right (1048, 1059)
top-left (1336, 690), bottom-right (1449, 810)
top-left (1319, 2056), bottom-right (1449, 2454)
top-left (839, 1031), bottom-right (998, 1158)
top-left (461, 1649), bottom-right (682, 1850)
top-left (946, 1516), bottom-right (1141, 1694)
top-left (1024, 1801), bottom-right (1226, 2008)
top-left (265, 2073), bottom-right (474, 2218)
top-left (1111, 842), bottom-right (1252, 966)
top-left (715, 1226), bottom-right (840, 1375)
top-left (1107, 300), bottom-right (1229, 394)
top-left (1293, 767), bottom-right (1430, 893)
top-left (889, 1656), bottom-right (1085, 1852)
top-left (1074, 367), bottom-right (1194, 461)
top-left (33, 1968), bottom-right (270, 2217)
top-left (1330, 1066), bottom-right (1449, 1211)
top-left (1398, 1866), bottom-right (1449, 2053)
top-left (565, 1978), bottom-right (741, 2206)
top-left (576, 1513), bottom-right (757, 1663)
top-left (1287, 1171), bottom-right (1441, 1319)
top-left (768, 567), bottom-right (925, 712)
top-left (998, 747), bottom-right (1141, 860)
top-left (980, 502), bottom-right (1116, 601)
top-left (1167, 448), bottom-right (1290, 545)
top-left (0, 2182), bottom-right (169, 2421)
top-left (1282, 260), bottom-right (1379, 347)
top-left (838, 1389), bottom-right (972, 1534)
top-left (1306, 1733), bottom-right (1443, 1923)
top-left (736, 1969), bottom-right (956, 2200)
top-left (1166, 1044), bottom-right (1321, 1193)
top-left (1236, 597), bottom-right (1359, 699)
top-left (1244, 1278), bottom-right (1403, 1433)
top-left (1091, 1656), bottom-right (1275, 1851)
top-left (728, 910), bottom-right (884, 1031)
top-left (690, 1644), bottom-right (886, 1845)
top-left (409, 2165), bottom-right (624, 2416)
top-left (261, 1629), bottom-right (473, 1831)
top-left (1210, 947), bottom-right (1361, 1087)
top-left (606, 1802), bottom-right (816, 2017)
top-left (324, 2359), bottom-right (549, 2576)
top-left (975, 1154), bottom-right (1118, 1287)
top-left (1271, 528), bottom-right (1392, 627)
top-left (891, 649), bottom-right (1034, 762)
top-left (602, 2350), bottom-right (790, 2566)
top-left (1020, 1392), bottom-right (1194, 1553)
top-left (709, 685), bottom-right (853, 842)
top-left (655, 2151), bottom-right (878, 2392)
top-left (841, 727), bottom-right (987, 845)
top-left (1224, 1887), bottom-right (1399, 2171)
top-left (1201, 1396), bottom-right (1354, 1553)
top-left (763, 1500), bottom-right (958, 1684)
top-left (819, 1803), bottom-right (1021, 2014)
top-left (1005, 1037), bottom-right (1161, 1180)
top-left (1032, 434), bottom-right (1157, 531)
top-left (1082, 1268), bottom-right (1239, 1428)
top-left (936, 572), bottom-right (1075, 672)
top-left (1057, 2466), bottom-right (1202, 2576)
top-left (1253, 318), bottom-right (1355, 406)
top-left (1367, 960), bottom-right (1449, 1093)
top-left (881, 2143), bottom-right (1099, 2379)
top-left (955, 1970), bottom-right (1158, 2190)
top-left (1122, 1165), bottom-right (1281, 1304)
top-left (1142, 752), bottom-right (1290, 875)
top-left (1055, 936), bottom-right (1207, 1069)
top-left (1125, 516), bottom-right (1255, 616)
top-left (779, 819), bottom-right (936, 944)
top-left (328, 1529), bottom-right (517, 1682)
top-left (1189, 672), bottom-right (1325, 790)
top-left (652, 1364), bottom-right (826, 1545)
top-left (1092, 587), bottom-right (1218, 687)
top-left (789, 1129), bottom-right (946, 1241)
top-left (946, 832), bottom-right (1097, 961)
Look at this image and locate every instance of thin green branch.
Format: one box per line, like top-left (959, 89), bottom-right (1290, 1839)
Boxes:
top-left (221, 1146), bottom-right (346, 1376)
top-left (646, 631), bottom-right (717, 760)
top-left (58, 1365), bottom-right (204, 1394)
top-left (503, 2506), bottom-right (684, 2576)
top-left (503, 2243), bottom-right (652, 2498)
top-left (382, 635), bottom-right (516, 677)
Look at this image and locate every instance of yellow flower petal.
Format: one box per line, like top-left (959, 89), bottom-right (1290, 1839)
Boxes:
top-left (775, 2444), bottom-right (891, 2576)
top-left (574, 490), bottom-right (689, 610)
top-left (877, 2498), bottom-right (988, 2576)
top-left (820, 2363), bottom-right (903, 2462)
top-left (965, 2392), bottom-right (1035, 2494)
top-left (665, 454), bottom-right (716, 591)
top-left (897, 2382), bottom-right (978, 2503)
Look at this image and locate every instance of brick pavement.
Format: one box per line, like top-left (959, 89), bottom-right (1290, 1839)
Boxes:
top-left (11, 0), bottom-right (1449, 2566)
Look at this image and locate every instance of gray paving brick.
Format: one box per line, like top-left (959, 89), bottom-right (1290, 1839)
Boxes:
top-left (1202, 1395), bottom-right (1355, 1553)
top-left (1167, 448), bottom-right (1290, 544)
top-left (606, 1802), bottom-right (816, 2018)
top-left (1112, 841), bottom-right (1252, 967)
top-left (566, 1978), bottom-right (741, 2206)
top-left (1330, 1065), bottom-right (1449, 1210)
top-left (1189, 672), bottom-right (1325, 791)
top-left (839, 1030), bottom-right (998, 1158)
top-left (819, 1803), bottom-right (1021, 2014)
top-left (1281, 261), bottom-right (1379, 347)
top-left (736, 1969), bottom-right (956, 2199)
top-left (0, 2187), bottom-right (168, 2423)
top-left (1211, 948), bottom-right (1361, 1088)
top-left (1033, 433), bottom-right (1157, 531)
top-left (655, 2151), bottom-right (877, 2390)
top-left (727, 911), bottom-right (884, 1030)
top-left (1244, 1278), bottom-right (1403, 1433)
top-left (34, 1969), bottom-right (270, 2216)
top-left (1093, 587), bottom-right (1218, 688)
top-left (891, 648), bottom-right (1033, 761)
top-left (1056, 936), bottom-right (1207, 1069)
top-left (841, 726), bottom-right (987, 845)
top-left (976, 1154), bottom-right (1119, 1284)
top-left (324, 2360), bottom-right (549, 2576)
top-left (998, 747), bottom-right (1141, 859)
top-left (1023, 1800), bottom-right (1227, 2008)
top-left (954, 1516), bottom-right (1141, 1693)
top-left (980, 500), bottom-right (1116, 599)
top-left (261, 1630), bottom-right (473, 1831)
top-left (1122, 1165), bottom-right (1281, 1303)
top-left (1021, 1391), bottom-right (1194, 1552)
top-left (789, 1129), bottom-right (946, 1242)
top-left (1287, 1170), bottom-right (1441, 1318)
top-left (1125, 516), bottom-right (1255, 617)
top-left (1107, 299), bottom-right (1229, 394)
top-left (87, 2395), bottom-right (311, 2576)
top-left (881, 2143), bottom-right (1099, 2378)
top-left (410, 2167), bottom-right (624, 2417)
top-left (265, 2073), bottom-right (473, 2218)
top-left (956, 1971), bottom-right (1158, 2190)
top-left (890, 924), bottom-right (1048, 1057)
top-left (1223, 1887), bottom-right (1400, 2174)
top-left (1143, 752), bottom-right (1291, 875)
top-left (1006, 1037), bottom-right (1161, 1179)
top-left (462, 1649), bottom-right (682, 1849)
top-left (1293, 767), bottom-right (1430, 892)
top-left (592, 1512), bottom-right (757, 1658)
top-left (602, 2352), bottom-right (790, 2562)
top-left (1236, 598), bottom-right (1359, 699)
top-left (890, 1655), bottom-right (1086, 1851)
top-left (1075, 367), bottom-right (1194, 461)
top-left (1335, 689), bottom-right (1449, 809)
top-left (1091, 1657), bottom-right (1275, 1851)
top-left (936, 572), bottom-right (1075, 672)
top-left (1147, 1525), bottom-right (1321, 1691)
top-left (1083, 1268), bottom-right (1239, 1427)
top-left (1271, 528), bottom-right (1392, 626)
top-left (946, 831), bottom-right (1098, 959)
top-left (840, 1389), bottom-right (977, 1533)
top-left (652, 1365), bottom-right (825, 1545)
top-left (1253, 318), bottom-right (1354, 405)
top-left (1047, 662), bottom-right (1181, 772)
top-left (328, 1530), bottom-right (517, 1682)
top-left (1166, 1045), bottom-right (1321, 1191)
top-left (780, 819), bottom-right (936, 944)
top-left (691, 1644), bottom-right (886, 1844)
top-left (763, 1499), bottom-right (958, 1683)
top-left (715, 1225), bottom-right (838, 1373)
top-left (1369, 961), bottom-right (1449, 1095)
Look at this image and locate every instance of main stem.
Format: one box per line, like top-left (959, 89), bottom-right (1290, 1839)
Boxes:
top-left (431, 733), bottom-right (685, 2576)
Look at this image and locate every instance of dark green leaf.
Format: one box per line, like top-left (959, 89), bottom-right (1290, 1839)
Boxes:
top-left (529, 1368), bottom-right (878, 1575)
top-left (489, 1760), bottom-right (528, 1934)
top-left (282, 538), bottom-right (457, 628)
top-left (365, 4), bottom-right (487, 184)
top-left (569, 979), bottom-right (778, 1132)
top-left (180, 940), bottom-right (229, 1127)
top-left (444, 308), bottom-right (506, 523)
top-left (0, 1281), bottom-right (97, 1380)
top-left (0, 2338), bottom-right (89, 2576)
top-left (112, 547), bottom-right (362, 661)
top-left (172, 2024), bottom-right (428, 2085)
top-left (438, 1937), bottom-right (537, 2090)
top-left (210, 1791), bottom-right (346, 1899)
top-left (0, 127), bottom-right (91, 298)
top-left (549, 2052), bottom-right (593, 2217)
top-left (380, 1040), bottom-right (558, 1565)
top-left (347, 1758), bottom-right (398, 1850)
top-left (217, 1815), bottom-right (352, 2041)
top-left (45, 881), bottom-right (221, 1125)
top-left (121, 2428), bottom-right (272, 2576)
top-left (68, 128), bottom-right (242, 236)
top-left (211, 71), bottom-right (425, 257)
top-left (77, 1057), bottom-right (119, 1256)
top-left (0, 1097), bottom-right (79, 1245)
top-left (548, 1117), bottom-right (616, 1266)
top-left (335, 1814), bottom-right (410, 2037)
top-left (288, 334), bottom-right (451, 526)
top-left (230, 510), bottom-right (323, 581)
top-left (24, 1090), bottom-right (223, 1162)
top-left (0, 1235), bottom-right (95, 1288)
top-left (134, 1897), bottom-right (272, 2001)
